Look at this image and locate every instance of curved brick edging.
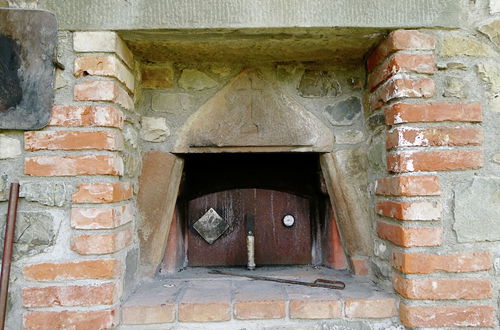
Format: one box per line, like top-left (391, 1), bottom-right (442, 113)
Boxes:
top-left (367, 30), bottom-right (495, 328)
top-left (21, 31), bottom-right (136, 329)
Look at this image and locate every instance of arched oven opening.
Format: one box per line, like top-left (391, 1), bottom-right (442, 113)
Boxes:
top-left (160, 153), bottom-right (347, 273)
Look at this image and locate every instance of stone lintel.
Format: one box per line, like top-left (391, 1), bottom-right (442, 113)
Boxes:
top-left (38, 0), bottom-right (464, 31)
top-left (172, 68), bottom-right (334, 153)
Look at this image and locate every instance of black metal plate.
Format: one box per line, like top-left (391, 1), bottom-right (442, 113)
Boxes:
top-left (0, 8), bottom-right (57, 130)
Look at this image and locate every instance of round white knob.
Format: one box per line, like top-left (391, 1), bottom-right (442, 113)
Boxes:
top-left (283, 215), bottom-right (295, 227)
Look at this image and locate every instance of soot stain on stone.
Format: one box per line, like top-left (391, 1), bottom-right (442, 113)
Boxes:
top-left (325, 96), bottom-right (362, 126)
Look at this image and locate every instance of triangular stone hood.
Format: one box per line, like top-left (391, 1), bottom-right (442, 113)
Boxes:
top-left (173, 68), bottom-right (334, 153)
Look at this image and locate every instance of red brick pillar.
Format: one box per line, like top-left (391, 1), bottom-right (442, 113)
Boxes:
top-left (21, 32), bottom-right (136, 329)
top-left (367, 30), bottom-right (494, 328)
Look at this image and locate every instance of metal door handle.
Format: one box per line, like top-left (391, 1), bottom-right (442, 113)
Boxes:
top-left (246, 214), bottom-right (255, 270)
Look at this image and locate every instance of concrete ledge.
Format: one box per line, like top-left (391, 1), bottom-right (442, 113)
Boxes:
top-left (38, 0), bottom-right (464, 31)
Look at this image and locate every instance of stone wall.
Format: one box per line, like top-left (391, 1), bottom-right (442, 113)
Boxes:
top-left (137, 63), bottom-right (366, 152)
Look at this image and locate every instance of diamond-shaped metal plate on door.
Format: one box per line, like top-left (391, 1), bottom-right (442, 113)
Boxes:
top-left (192, 208), bottom-right (229, 244)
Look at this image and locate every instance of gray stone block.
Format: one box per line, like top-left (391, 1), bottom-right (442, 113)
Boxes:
top-left (367, 113), bottom-right (385, 131)
top-left (123, 152), bottom-right (142, 178)
top-left (0, 135), bottom-right (21, 159)
top-left (477, 62), bottom-right (500, 94)
top-left (0, 174), bottom-right (7, 202)
top-left (453, 178), bottom-right (500, 242)
top-left (443, 76), bottom-right (466, 98)
top-left (123, 247), bottom-right (139, 298)
top-left (299, 70), bottom-right (341, 98)
top-left (0, 212), bottom-right (55, 260)
top-left (152, 92), bottom-right (193, 114)
top-left (494, 255), bottom-right (500, 275)
top-left (140, 117), bottom-right (170, 142)
top-left (334, 130), bottom-right (365, 145)
top-left (19, 182), bottom-right (67, 207)
top-left (478, 19), bottom-right (500, 48)
top-left (325, 97), bottom-right (361, 126)
top-left (178, 69), bottom-right (218, 91)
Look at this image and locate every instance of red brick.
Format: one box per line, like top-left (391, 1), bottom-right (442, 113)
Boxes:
top-left (179, 303), bottom-right (230, 322)
top-left (73, 31), bottom-right (134, 69)
top-left (369, 53), bottom-right (435, 91)
top-left (386, 126), bottom-right (483, 149)
top-left (377, 222), bottom-right (442, 247)
top-left (74, 80), bottom-right (134, 111)
top-left (122, 282), bottom-right (180, 324)
top-left (400, 303), bottom-right (495, 328)
top-left (234, 282), bottom-right (286, 320)
top-left (235, 301), bottom-right (286, 320)
top-left (351, 257), bottom-right (369, 275)
top-left (74, 55), bottom-right (134, 91)
top-left (393, 274), bottom-right (492, 300)
top-left (22, 283), bottom-right (119, 307)
top-left (388, 30), bottom-right (436, 49)
top-left (71, 227), bottom-right (133, 255)
top-left (24, 309), bottom-right (117, 330)
top-left (376, 200), bottom-right (442, 220)
top-left (71, 203), bottom-right (133, 229)
top-left (23, 259), bottom-right (120, 281)
top-left (24, 130), bottom-right (124, 151)
top-left (387, 150), bottom-right (483, 173)
top-left (345, 297), bottom-right (398, 318)
top-left (324, 205), bottom-right (348, 270)
top-left (49, 105), bottom-right (123, 128)
top-left (72, 182), bottom-right (132, 203)
top-left (178, 281), bottom-right (231, 322)
top-left (25, 155), bottom-right (123, 177)
top-left (122, 304), bottom-right (175, 324)
top-left (370, 77), bottom-right (435, 111)
top-left (367, 30), bottom-right (436, 71)
top-left (385, 102), bottom-right (482, 125)
top-left (392, 251), bottom-right (492, 274)
top-left (289, 300), bottom-right (342, 319)
top-left (161, 209), bottom-right (184, 273)
top-left (376, 175), bottom-right (441, 196)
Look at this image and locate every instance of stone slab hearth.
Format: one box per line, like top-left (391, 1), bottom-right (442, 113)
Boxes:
top-left (121, 266), bottom-right (399, 329)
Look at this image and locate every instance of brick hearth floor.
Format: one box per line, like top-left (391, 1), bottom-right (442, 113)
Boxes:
top-left (120, 266), bottom-right (399, 329)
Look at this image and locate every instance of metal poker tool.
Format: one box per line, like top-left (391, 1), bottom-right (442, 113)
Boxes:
top-left (209, 269), bottom-right (345, 290)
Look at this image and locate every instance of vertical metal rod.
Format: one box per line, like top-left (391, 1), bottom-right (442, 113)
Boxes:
top-left (246, 214), bottom-right (255, 270)
top-left (0, 183), bottom-right (19, 329)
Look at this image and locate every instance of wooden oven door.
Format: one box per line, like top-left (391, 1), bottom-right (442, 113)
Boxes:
top-left (187, 188), bottom-right (311, 266)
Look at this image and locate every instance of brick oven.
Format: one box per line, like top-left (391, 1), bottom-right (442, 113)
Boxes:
top-left (0, 0), bottom-right (499, 329)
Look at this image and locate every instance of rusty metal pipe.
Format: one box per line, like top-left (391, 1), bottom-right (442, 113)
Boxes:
top-left (0, 183), bottom-right (19, 329)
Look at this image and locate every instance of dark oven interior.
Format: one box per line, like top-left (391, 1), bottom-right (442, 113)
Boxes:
top-left (162, 153), bottom-right (343, 271)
